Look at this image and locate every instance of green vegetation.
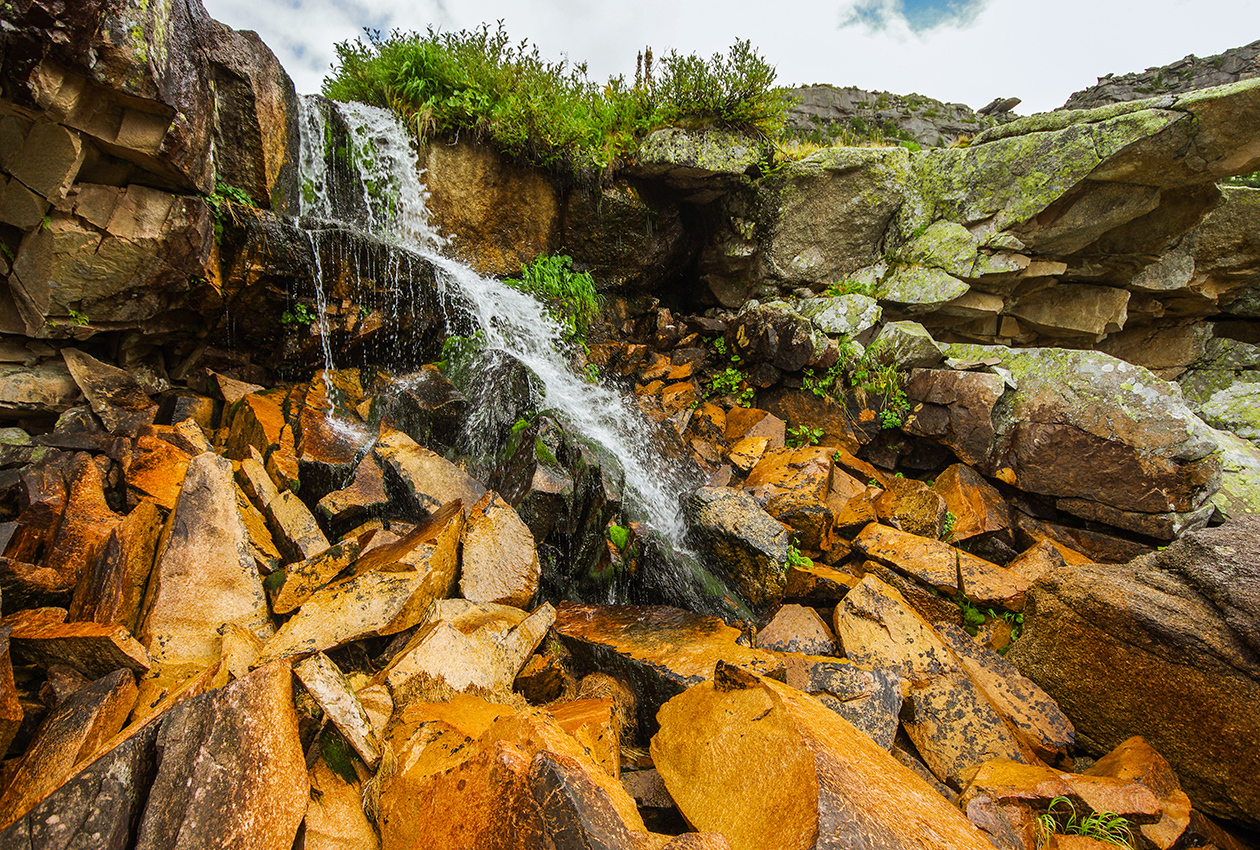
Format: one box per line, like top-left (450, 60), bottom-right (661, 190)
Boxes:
top-left (1224, 169), bottom-right (1260, 188)
top-left (607, 524), bottom-right (630, 550)
top-left (940, 510), bottom-right (956, 542)
top-left (323, 25), bottom-right (795, 178)
top-left (786, 542), bottom-right (812, 569)
top-left (954, 592), bottom-right (1025, 644)
top-left (505, 254), bottom-right (599, 348)
top-left (707, 366), bottom-right (754, 406)
top-left (801, 362), bottom-right (845, 401)
top-left (824, 279), bottom-right (876, 297)
top-left (281, 303), bottom-right (316, 327)
top-left (786, 424), bottom-right (824, 447)
top-left (850, 347), bottom-right (910, 429)
top-left (1035, 797), bottom-right (1134, 849)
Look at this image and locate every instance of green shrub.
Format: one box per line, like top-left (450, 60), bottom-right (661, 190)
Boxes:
top-left (323, 25), bottom-right (794, 178)
top-left (505, 254), bottom-right (599, 347)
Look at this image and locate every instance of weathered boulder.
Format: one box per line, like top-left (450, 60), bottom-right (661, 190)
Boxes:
top-left (756, 604), bottom-right (837, 656)
top-left (554, 603), bottom-right (783, 740)
top-left (132, 661), bottom-right (308, 850)
top-left (742, 446), bottom-right (834, 550)
top-left (460, 491), bottom-right (540, 609)
top-left (1008, 516), bottom-right (1260, 826)
top-left (420, 137), bottom-right (558, 276)
top-left (560, 183), bottom-right (691, 291)
top-left (778, 655), bottom-right (903, 750)
top-left (139, 452), bottom-right (273, 673)
top-left (683, 486), bottom-right (789, 610)
top-left (944, 345), bottom-right (1221, 539)
top-left (626, 127), bottom-right (762, 202)
top-left (651, 667), bottom-right (996, 850)
top-left (834, 575), bottom-right (1027, 786)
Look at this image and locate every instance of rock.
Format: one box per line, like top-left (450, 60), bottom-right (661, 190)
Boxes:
top-left (874, 475), bottom-right (948, 539)
top-left (794, 294), bottom-right (881, 336)
top-left (317, 453), bottom-right (391, 530)
top-left (60, 348), bottom-right (156, 436)
top-left (139, 452), bottom-right (273, 673)
top-left (931, 463), bottom-right (1012, 544)
top-left (376, 429), bottom-right (487, 518)
top-left (726, 303), bottom-right (818, 372)
top-left (460, 491), bottom-right (540, 609)
top-left (420, 138), bottom-right (559, 276)
top-left (529, 751), bottom-right (639, 850)
top-left (945, 345), bottom-right (1221, 539)
top-left (1064, 41), bottom-right (1260, 108)
top-left (124, 434), bottom-right (193, 510)
top-left (0, 667), bottom-right (137, 828)
top-left (548, 698), bottom-right (621, 779)
top-left (132, 661), bottom-right (308, 850)
top-left (682, 487), bottom-right (789, 610)
top-left (779, 655), bottom-right (903, 750)
top-left (293, 652), bottom-right (381, 768)
top-left (224, 391), bottom-right (287, 463)
top-left (40, 451), bottom-right (120, 593)
top-left (8, 619), bottom-right (149, 679)
top-left (380, 602), bottom-right (555, 697)
top-left (1008, 284), bottom-right (1130, 339)
top-left (627, 128), bottom-right (762, 201)
top-left (787, 84), bottom-right (1005, 148)
top-left (270, 538), bottom-right (360, 614)
top-left (1007, 518), bottom-right (1260, 826)
top-left (554, 603), bottom-right (783, 740)
top-left (873, 321), bottom-right (946, 369)
top-left (0, 629), bottom-right (20, 758)
top-left (757, 147), bottom-right (912, 288)
top-left (238, 452), bottom-right (330, 563)
top-left (302, 760), bottom-right (380, 850)
top-left (834, 576), bottom-right (1027, 786)
top-left (853, 523), bottom-right (1031, 610)
top-left (651, 669), bottom-right (996, 850)
top-left (560, 184), bottom-right (690, 291)
top-left (0, 714), bottom-right (160, 850)
top-left (904, 368), bottom-right (1006, 468)
top-left (206, 21), bottom-right (301, 212)
top-left (743, 446), bottom-right (833, 550)
top-left (879, 266), bottom-right (971, 312)
top-left (756, 604), bottom-right (837, 656)
top-left (783, 562), bottom-right (859, 603)
top-left (253, 505), bottom-right (463, 666)
top-left (0, 361), bottom-right (81, 418)
top-left (935, 623), bottom-right (1074, 765)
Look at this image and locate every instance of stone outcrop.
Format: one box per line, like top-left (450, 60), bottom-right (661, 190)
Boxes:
top-left (1064, 39), bottom-right (1260, 109)
top-left (786, 85), bottom-right (1013, 148)
top-left (1008, 516), bottom-right (1260, 826)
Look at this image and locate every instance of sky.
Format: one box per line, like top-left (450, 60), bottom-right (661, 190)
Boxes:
top-left (201, 0), bottom-right (1260, 115)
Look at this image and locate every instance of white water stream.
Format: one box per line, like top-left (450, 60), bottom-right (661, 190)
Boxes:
top-left (295, 95), bottom-right (699, 543)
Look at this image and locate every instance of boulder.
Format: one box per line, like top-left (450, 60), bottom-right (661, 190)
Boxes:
top-left (0, 361), bottom-right (81, 418)
top-left (904, 368), bottom-right (1006, 468)
top-left (376, 429), bottom-right (487, 518)
top-left (132, 662), bottom-right (308, 850)
top-left (873, 475), bottom-right (947, 539)
top-left (756, 604), bottom-right (837, 656)
top-left (853, 523), bottom-right (1031, 611)
top-left (60, 348), bottom-right (155, 436)
top-left (0, 667), bottom-right (137, 829)
top-left (293, 652), bottom-right (381, 768)
top-left (931, 463), bottom-right (1012, 545)
top-left (627, 127), bottom-right (762, 201)
top-left (554, 603), bottom-right (783, 740)
top-left (778, 655), bottom-right (903, 750)
top-left (460, 491), bottom-right (540, 609)
top-left (139, 452), bottom-right (273, 672)
top-left (683, 487), bottom-right (789, 610)
top-left (651, 667), bottom-right (996, 850)
top-left (743, 446), bottom-right (834, 550)
top-left (834, 576), bottom-right (1027, 786)
top-left (1008, 516), bottom-right (1260, 826)
top-left (945, 345), bottom-right (1221, 539)
top-left (269, 538), bottom-right (360, 614)
top-left (253, 505), bottom-right (463, 666)
top-left (302, 760), bottom-right (380, 850)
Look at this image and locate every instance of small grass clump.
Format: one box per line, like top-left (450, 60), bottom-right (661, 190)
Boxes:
top-left (323, 25), bottom-right (795, 179)
top-left (505, 254), bottom-right (599, 347)
top-left (1035, 796), bottom-right (1134, 849)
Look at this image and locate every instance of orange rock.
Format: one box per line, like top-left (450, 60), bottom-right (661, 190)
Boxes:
top-left (931, 464), bottom-right (1012, 543)
top-left (853, 523), bottom-right (1032, 611)
top-left (725, 408), bottom-right (785, 448)
top-left (875, 475), bottom-right (947, 539)
top-left (7, 618), bottom-right (150, 678)
top-left (756, 604), bottom-right (837, 656)
top-left (834, 576), bottom-right (1027, 786)
top-left (651, 669), bottom-right (996, 850)
top-left (125, 434), bottom-right (192, 510)
top-left (303, 760), bottom-right (379, 850)
top-left (727, 436), bottom-right (770, 474)
top-left (548, 698), bottom-right (621, 778)
top-left (1006, 540), bottom-right (1066, 586)
top-left (0, 668), bottom-right (137, 829)
top-left (270, 538), bottom-right (361, 614)
top-left (460, 491), bottom-right (540, 609)
top-left (687, 402), bottom-right (727, 444)
top-left (0, 630), bottom-right (21, 760)
top-left (42, 452), bottom-right (120, 588)
top-left (661, 382), bottom-right (697, 416)
top-left (67, 499), bottom-right (163, 632)
top-left (224, 391), bottom-right (287, 462)
top-left (744, 446), bottom-right (834, 549)
top-left (784, 562), bottom-right (859, 603)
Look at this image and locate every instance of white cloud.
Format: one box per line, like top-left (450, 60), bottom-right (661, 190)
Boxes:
top-left (201, 0), bottom-right (1260, 114)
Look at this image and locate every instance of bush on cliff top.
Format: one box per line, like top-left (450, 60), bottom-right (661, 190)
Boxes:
top-left (323, 24), bottom-right (794, 178)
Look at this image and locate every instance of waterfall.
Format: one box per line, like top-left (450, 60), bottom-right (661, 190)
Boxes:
top-left (294, 95), bottom-right (701, 546)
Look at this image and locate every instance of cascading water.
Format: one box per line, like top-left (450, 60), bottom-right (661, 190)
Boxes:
top-left (294, 94), bottom-right (701, 547)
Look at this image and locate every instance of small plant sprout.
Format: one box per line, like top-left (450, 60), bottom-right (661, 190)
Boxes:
top-left (786, 541), bottom-right (812, 569)
top-left (607, 524), bottom-right (630, 550)
top-left (1034, 796), bottom-right (1135, 849)
top-left (786, 424), bottom-right (824, 448)
top-left (940, 510), bottom-right (957, 542)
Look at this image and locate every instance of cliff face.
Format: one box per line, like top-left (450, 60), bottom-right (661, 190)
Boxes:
top-left (784, 84), bottom-right (1016, 147)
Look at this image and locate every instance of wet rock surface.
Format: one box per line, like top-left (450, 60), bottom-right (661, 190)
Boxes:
top-left (1, 3), bottom-right (1260, 847)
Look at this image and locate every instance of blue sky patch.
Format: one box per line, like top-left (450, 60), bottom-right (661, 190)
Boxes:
top-left (843, 0), bottom-right (988, 33)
